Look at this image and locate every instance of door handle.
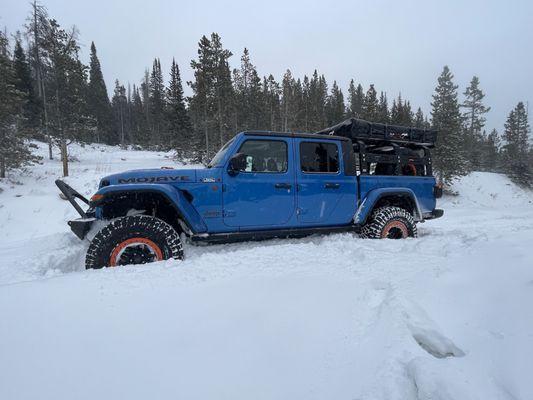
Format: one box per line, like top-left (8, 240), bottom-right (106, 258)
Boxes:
top-left (275, 183), bottom-right (292, 189)
top-left (324, 183), bottom-right (340, 189)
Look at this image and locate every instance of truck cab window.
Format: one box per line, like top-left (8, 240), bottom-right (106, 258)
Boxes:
top-left (300, 142), bottom-right (339, 173)
top-left (238, 140), bottom-right (288, 173)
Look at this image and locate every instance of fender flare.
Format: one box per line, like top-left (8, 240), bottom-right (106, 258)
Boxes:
top-left (354, 188), bottom-right (423, 225)
top-left (92, 183), bottom-right (208, 234)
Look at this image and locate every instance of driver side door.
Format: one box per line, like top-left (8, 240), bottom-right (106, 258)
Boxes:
top-left (222, 137), bottom-right (296, 228)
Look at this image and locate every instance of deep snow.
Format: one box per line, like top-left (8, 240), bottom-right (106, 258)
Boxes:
top-left (0, 142), bottom-right (532, 400)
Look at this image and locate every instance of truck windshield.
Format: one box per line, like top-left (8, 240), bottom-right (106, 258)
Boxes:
top-left (208, 137), bottom-right (235, 168)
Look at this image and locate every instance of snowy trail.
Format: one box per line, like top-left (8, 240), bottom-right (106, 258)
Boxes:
top-left (1, 143), bottom-right (532, 399)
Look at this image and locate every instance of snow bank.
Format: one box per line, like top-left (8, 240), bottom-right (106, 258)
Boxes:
top-left (0, 142), bottom-right (532, 400)
top-left (443, 171), bottom-right (533, 208)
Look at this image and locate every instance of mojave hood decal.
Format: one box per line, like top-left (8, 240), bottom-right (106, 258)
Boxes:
top-left (102, 168), bottom-right (198, 186)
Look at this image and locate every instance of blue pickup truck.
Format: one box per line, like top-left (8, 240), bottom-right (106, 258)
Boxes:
top-left (57, 118), bottom-right (443, 269)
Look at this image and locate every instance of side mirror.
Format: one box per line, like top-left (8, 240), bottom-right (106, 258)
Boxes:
top-left (228, 153), bottom-right (247, 176)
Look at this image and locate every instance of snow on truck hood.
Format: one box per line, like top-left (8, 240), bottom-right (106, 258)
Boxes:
top-left (100, 168), bottom-right (198, 187)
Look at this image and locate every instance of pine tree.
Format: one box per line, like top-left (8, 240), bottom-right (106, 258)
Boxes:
top-left (484, 128), bottom-right (500, 171)
top-left (0, 31), bottom-right (39, 178)
top-left (347, 80), bottom-right (364, 118)
top-left (26, 1), bottom-right (51, 158)
top-left (87, 41), bottom-right (113, 144)
top-left (377, 91), bottom-right (389, 123)
top-left (233, 48), bottom-right (262, 131)
top-left (125, 83), bottom-right (133, 145)
top-left (165, 59), bottom-right (192, 154)
top-left (461, 76), bottom-right (490, 170)
top-left (260, 74), bottom-right (281, 131)
top-left (291, 78), bottom-right (305, 132)
top-left (325, 81), bottom-right (345, 126)
top-left (390, 94), bottom-right (413, 126)
top-left (141, 69), bottom-right (151, 144)
top-left (390, 99), bottom-right (398, 124)
top-left (362, 84), bottom-right (379, 121)
top-left (211, 34), bottom-right (234, 147)
top-left (149, 58), bottom-right (165, 146)
top-left (307, 70), bottom-right (327, 131)
top-left (501, 102), bottom-right (531, 186)
top-left (299, 76), bottom-right (311, 131)
top-left (111, 80), bottom-right (127, 145)
top-left (189, 35), bottom-right (213, 160)
top-left (402, 101), bottom-right (413, 126)
top-left (431, 66), bottom-right (468, 185)
top-left (189, 33), bottom-right (234, 161)
top-left (130, 84), bottom-right (148, 145)
top-left (414, 107), bottom-right (425, 128)
top-left (280, 69), bottom-right (298, 131)
top-left (43, 19), bottom-right (91, 176)
top-left (13, 37), bottom-right (40, 131)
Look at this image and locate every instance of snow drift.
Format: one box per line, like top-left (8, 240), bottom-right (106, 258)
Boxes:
top-left (0, 142), bottom-right (532, 400)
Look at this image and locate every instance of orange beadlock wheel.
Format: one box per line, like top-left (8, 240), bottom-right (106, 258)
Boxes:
top-left (360, 206), bottom-right (417, 239)
top-left (381, 220), bottom-right (409, 239)
top-left (109, 237), bottom-right (163, 267)
top-left (86, 215), bottom-right (184, 269)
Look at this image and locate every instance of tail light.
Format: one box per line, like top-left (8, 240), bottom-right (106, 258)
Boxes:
top-left (433, 183), bottom-right (443, 198)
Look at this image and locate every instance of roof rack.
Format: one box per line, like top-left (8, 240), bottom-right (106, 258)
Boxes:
top-left (315, 118), bottom-right (437, 147)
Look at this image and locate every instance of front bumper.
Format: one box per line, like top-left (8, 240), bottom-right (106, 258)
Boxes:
top-left (68, 218), bottom-right (95, 239)
top-left (56, 179), bottom-right (96, 239)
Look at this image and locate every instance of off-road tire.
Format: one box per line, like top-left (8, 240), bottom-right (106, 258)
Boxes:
top-left (86, 215), bottom-right (183, 269)
top-left (360, 206), bottom-right (417, 239)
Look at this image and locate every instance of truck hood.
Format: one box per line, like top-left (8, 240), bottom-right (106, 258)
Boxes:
top-left (100, 168), bottom-right (198, 187)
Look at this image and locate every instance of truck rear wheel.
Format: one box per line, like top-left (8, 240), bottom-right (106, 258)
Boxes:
top-left (360, 206), bottom-right (417, 239)
top-left (86, 215), bottom-right (183, 269)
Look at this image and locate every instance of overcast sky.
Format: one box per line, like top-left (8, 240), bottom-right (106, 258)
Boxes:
top-left (2, 0), bottom-right (532, 132)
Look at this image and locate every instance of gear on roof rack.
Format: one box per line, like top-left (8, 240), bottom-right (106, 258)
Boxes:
top-left (315, 118), bottom-right (437, 147)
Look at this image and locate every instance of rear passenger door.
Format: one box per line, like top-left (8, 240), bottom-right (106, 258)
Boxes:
top-left (295, 139), bottom-right (352, 225)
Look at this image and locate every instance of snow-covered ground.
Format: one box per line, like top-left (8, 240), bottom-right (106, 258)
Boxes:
top-left (1, 142), bottom-right (532, 400)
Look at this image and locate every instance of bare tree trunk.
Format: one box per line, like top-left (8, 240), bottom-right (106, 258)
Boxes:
top-left (270, 101), bottom-right (274, 130)
top-left (218, 97), bottom-right (223, 147)
top-left (120, 104), bottom-right (125, 146)
top-left (32, 1), bottom-right (52, 160)
top-left (47, 125), bottom-right (53, 159)
top-left (204, 124), bottom-right (209, 160)
top-left (61, 138), bottom-right (68, 177)
top-left (204, 100), bottom-right (209, 161)
top-left (305, 103), bottom-right (308, 131)
top-left (43, 84), bottom-right (51, 159)
top-left (55, 71), bottom-right (67, 176)
top-left (0, 155), bottom-right (5, 179)
top-left (127, 84), bottom-right (132, 144)
top-left (283, 98), bottom-right (288, 132)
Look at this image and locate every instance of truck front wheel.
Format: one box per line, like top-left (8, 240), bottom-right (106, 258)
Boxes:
top-left (360, 206), bottom-right (417, 239)
top-left (86, 215), bottom-right (184, 269)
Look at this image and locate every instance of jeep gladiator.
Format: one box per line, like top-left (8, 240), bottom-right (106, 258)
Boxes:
top-left (56, 118), bottom-right (443, 268)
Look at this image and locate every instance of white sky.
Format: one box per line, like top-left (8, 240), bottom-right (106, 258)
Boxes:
top-left (2, 0), bottom-right (532, 133)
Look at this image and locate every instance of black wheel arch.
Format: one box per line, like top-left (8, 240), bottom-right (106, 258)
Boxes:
top-left (95, 189), bottom-right (193, 235)
top-left (361, 191), bottom-right (422, 225)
